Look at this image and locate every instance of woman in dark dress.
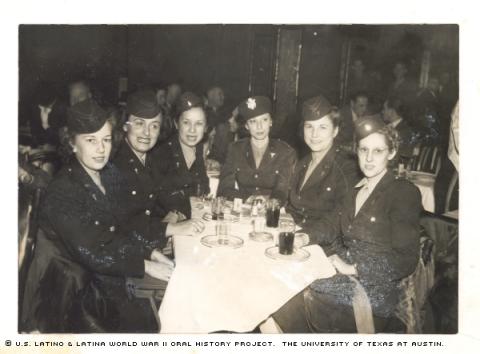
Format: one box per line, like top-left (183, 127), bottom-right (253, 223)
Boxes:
top-left (152, 92), bottom-right (210, 218)
top-left (272, 115), bottom-right (422, 333)
top-left (22, 99), bottom-right (174, 333)
top-left (286, 96), bottom-right (360, 251)
top-left (217, 96), bottom-right (296, 203)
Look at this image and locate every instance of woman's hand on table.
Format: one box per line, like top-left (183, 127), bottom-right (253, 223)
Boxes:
top-left (162, 211), bottom-right (188, 224)
top-left (166, 219), bottom-right (205, 236)
top-left (294, 233), bottom-right (309, 248)
top-left (144, 259), bottom-right (173, 281)
top-left (150, 249), bottom-right (174, 267)
top-left (328, 254), bottom-right (357, 276)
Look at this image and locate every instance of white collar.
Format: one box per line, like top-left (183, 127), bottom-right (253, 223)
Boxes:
top-left (355, 168), bottom-right (388, 192)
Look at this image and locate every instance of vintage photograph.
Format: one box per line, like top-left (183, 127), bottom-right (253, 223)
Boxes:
top-left (17, 24), bottom-right (459, 334)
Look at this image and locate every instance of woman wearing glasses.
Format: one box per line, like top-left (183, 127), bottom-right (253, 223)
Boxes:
top-left (271, 115), bottom-right (422, 333)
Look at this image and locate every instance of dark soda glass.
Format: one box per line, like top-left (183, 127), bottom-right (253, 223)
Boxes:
top-left (266, 207), bottom-right (280, 227)
top-left (279, 232), bottom-right (294, 255)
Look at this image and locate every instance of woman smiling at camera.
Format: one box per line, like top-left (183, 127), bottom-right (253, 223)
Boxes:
top-left (271, 115), bottom-right (422, 333)
top-left (285, 95), bottom-right (360, 252)
top-left (217, 96), bottom-right (296, 203)
top-left (22, 99), bottom-right (174, 333)
top-left (152, 92), bottom-right (210, 218)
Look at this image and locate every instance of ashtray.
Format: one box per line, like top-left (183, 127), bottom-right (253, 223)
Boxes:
top-left (265, 246), bottom-right (310, 262)
top-left (249, 231), bottom-right (273, 242)
top-left (201, 235), bottom-right (244, 249)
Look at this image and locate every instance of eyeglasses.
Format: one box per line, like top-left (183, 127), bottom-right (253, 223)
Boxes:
top-left (357, 147), bottom-right (389, 157)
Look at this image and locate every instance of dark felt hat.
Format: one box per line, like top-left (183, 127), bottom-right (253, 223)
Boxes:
top-left (127, 90), bottom-right (161, 119)
top-left (177, 92), bottom-right (203, 115)
top-left (67, 99), bottom-right (108, 134)
top-left (238, 96), bottom-right (272, 121)
top-left (302, 95), bottom-right (333, 121)
top-left (354, 114), bottom-right (386, 140)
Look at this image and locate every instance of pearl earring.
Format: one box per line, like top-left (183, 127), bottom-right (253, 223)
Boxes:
top-left (73, 147), bottom-right (77, 153)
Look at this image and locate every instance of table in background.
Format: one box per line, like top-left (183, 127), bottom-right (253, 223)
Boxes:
top-left (158, 208), bottom-right (336, 333)
top-left (408, 171), bottom-right (435, 213)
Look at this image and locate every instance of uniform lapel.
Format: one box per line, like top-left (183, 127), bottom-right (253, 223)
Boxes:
top-left (258, 140), bottom-right (277, 171)
top-left (69, 159), bottom-right (110, 210)
top-left (245, 140), bottom-right (257, 170)
top-left (353, 171), bottom-right (395, 219)
top-left (300, 147), bottom-right (335, 192)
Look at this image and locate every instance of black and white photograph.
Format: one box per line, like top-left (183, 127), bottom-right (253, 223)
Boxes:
top-left (17, 22), bottom-right (459, 335)
top-left (3, 0), bottom-right (479, 352)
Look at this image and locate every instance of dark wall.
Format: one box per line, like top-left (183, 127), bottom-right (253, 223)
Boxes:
top-left (127, 25), bottom-right (253, 110)
top-left (19, 25), bottom-right (127, 109)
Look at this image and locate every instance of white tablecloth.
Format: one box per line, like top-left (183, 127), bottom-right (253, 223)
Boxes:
top-left (159, 216), bottom-right (336, 333)
top-left (412, 178), bottom-right (435, 213)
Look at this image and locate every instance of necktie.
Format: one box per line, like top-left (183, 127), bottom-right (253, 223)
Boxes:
top-left (355, 184), bottom-right (369, 216)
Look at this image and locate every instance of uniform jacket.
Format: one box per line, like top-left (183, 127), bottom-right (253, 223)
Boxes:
top-left (217, 138), bottom-right (297, 203)
top-left (23, 159), bottom-right (165, 332)
top-left (208, 121), bottom-right (235, 164)
top-left (152, 134), bottom-right (210, 217)
top-left (311, 170), bottom-right (422, 317)
top-left (286, 146), bottom-right (361, 250)
top-left (112, 139), bottom-right (169, 243)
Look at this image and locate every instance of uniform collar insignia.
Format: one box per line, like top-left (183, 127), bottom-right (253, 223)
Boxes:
top-left (270, 152), bottom-right (276, 158)
top-left (247, 98), bottom-right (256, 110)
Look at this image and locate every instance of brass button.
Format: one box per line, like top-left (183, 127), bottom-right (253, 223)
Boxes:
top-left (109, 226), bottom-right (115, 232)
top-left (149, 194), bottom-right (154, 199)
top-left (94, 220), bottom-right (100, 226)
top-left (131, 190), bottom-right (137, 195)
top-left (145, 209), bottom-right (151, 216)
top-left (254, 174), bottom-right (258, 178)
top-left (370, 216), bottom-right (376, 222)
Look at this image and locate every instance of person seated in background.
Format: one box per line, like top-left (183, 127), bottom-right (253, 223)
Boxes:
top-left (29, 82), bottom-right (67, 148)
top-left (153, 92), bottom-right (210, 218)
top-left (337, 91), bottom-right (370, 147)
top-left (207, 106), bottom-right (241, 165)
top-left (217, 96), bottom-right (297, 204)
top-left (205, 86), bottom-right (229, 130)
top-left (387, 61), bottom-right (417, 116)
top-left (68, 79), bottom-right (92, 106)
top-left (165, 82), bottom-right (182, 116)
top-left (113, 90), bottom-right (205, 248)
top-left (155, 83), bottom-right (176, 141)
top-left (271, 115), bottom-right (422, 333)
top-left (286, 95), bottom-right (361, 253)
top-left (22, 99), bottom-right (177, 333)
top-left (382, 97), bottom-right (418, 159)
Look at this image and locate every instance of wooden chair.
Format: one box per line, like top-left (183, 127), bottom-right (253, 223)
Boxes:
top-left (18, 187), bottom-right (43, 332)
top-left (411, 145), bottom-right (442, 176)
top-left (394, 235), bottom-right (435, 333)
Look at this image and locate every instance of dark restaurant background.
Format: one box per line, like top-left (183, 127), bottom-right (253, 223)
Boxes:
top-left (19, 24), bottom-right (458, 139)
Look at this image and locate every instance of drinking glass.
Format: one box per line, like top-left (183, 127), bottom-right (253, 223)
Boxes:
top-left (266, 198), bottom-right (281, 227)
top-left (278, 219), bottom-right (295, 255)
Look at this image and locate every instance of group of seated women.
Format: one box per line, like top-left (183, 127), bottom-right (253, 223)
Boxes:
top-left (21, 88), bottom-right (422, 334)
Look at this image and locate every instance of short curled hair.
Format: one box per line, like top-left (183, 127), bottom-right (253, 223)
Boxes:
top-left (355, 124), bottom-right (400, 153)
top-left (58, 115), bottom-right (118, 164)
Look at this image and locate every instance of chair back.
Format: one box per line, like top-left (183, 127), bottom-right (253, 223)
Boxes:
top-left (412, 145), bottom-right (442, 176)
top-left (395, 236), bottom-right (435, 333)
top-left (18, 187), bottom-right (43, 332)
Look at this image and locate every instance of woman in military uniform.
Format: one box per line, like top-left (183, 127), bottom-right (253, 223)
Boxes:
top-left (113, 90), bottom-right (205, 239)
top-left (286, 96), bottom-right (360, 252)
top-left (217, 96), bottom-right (296, 203)
top-left (272, 115), bottom-right (422, 333)
top-left (152, 92), bottom-right (210, 218)
top-left (22, 99), bottom-right (175, 333)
